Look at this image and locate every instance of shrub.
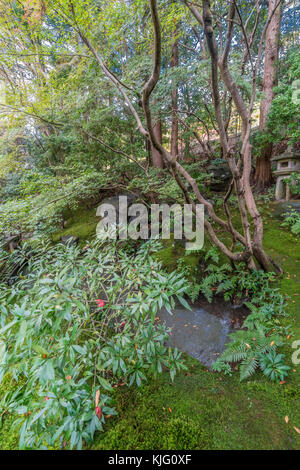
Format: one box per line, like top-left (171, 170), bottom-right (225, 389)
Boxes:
top-left (0, 239), bottom-right (189, 449)
top-left (259, 350), bottom-right (290, 382)
top-left (281, 209), bottom-right (300, 235)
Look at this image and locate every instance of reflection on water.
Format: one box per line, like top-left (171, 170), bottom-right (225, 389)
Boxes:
top-left (158, 301), bottom-right (246, 367)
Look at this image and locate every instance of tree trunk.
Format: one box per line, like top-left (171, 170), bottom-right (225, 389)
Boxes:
top-left (152, 119), bottom-right (164, 168)
top-left (255, 0), bottom-right (282, 191)
top-left (171, 28), bottom-right (179, 158)
top-left (254, 143), bottom-right (273, 191)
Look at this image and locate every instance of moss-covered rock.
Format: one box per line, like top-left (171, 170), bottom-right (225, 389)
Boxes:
top-left (51, 206), bottom-right (98, 244)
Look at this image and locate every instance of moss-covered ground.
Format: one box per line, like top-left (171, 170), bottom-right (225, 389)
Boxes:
top-left (1, 200), bottom-right (299, 450)
top-left (51, 206), bottom-right (99, 244)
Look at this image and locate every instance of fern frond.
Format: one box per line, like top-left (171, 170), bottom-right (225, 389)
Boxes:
top-left (240, 356), bottom-right (259, 381)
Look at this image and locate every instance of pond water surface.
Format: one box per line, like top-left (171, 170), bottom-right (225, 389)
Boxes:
top-left (158, 299), bottom-right (248, 367)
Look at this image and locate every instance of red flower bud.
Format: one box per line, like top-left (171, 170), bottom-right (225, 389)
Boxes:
top-left (95, 406), bottom-right (102, 419)
top-left (95, 299), bottom-right (105, 308)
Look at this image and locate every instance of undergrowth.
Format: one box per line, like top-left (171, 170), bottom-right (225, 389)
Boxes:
top-left (185, 247), bottom-right (292, 382)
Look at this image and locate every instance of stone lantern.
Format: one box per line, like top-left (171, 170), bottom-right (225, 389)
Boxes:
top-left (272, 148), bottom-right (300, 200)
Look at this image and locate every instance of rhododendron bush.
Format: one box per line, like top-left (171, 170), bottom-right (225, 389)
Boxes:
top-left (0, 239), bottom-right (188, 449)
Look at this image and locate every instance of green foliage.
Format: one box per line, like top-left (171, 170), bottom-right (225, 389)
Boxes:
top-left (211, 359), bottom-right (232, 376)
top-left (281, 209), bottom-right (300, 235)
top-left (0, 171), bottom-right (110, 236)
top-left (0, 238), bottom-right (189, 449)
top-left (198, 248), bottom-right (290, 382)
top-left (260, 350), bottom-right (290, 382)
top-left (252, 50), bottom-right (300, 154)
top-left (256, 186), bottom-right (275, 206)
top-left (0, 0), bottom-right (298, 451)
top-left (284, 172), bottom-right (300, 196)
top-left (198, 247), bottom-right (280, 305)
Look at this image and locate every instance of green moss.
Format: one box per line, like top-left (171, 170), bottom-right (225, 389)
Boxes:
top-left (154, 240), bottom-right (184, 272)
top-left (92, 354), bottom-right (299, 450)
top-left (0, 375), bottom-right (22, 450)
top-left (51, 206), bottom-right (98, 243)
top-left (0, 415), bottom-right (19, 450)
top-left (154, 239), bottom-right (203, 279)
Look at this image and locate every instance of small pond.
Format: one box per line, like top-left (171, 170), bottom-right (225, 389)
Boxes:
top-left (158, 299), bottom-right (248, 367)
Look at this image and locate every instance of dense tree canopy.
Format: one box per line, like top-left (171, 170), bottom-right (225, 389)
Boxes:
top-left (0, 1), bottom-right (299, 268)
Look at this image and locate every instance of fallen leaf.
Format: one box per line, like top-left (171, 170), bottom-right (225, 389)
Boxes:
top-left (293, 426), bottom-right (300, 434)
top-left (285, 416), bottom-right (289, 424)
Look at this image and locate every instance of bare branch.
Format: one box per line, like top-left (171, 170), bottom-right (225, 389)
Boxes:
top-left (0, 103), bottom-right (63, 128)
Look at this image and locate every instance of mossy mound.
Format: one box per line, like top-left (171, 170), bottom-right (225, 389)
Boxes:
top-left (154, 238), bottom-right (203, 279)
top-left (51, 206), bottom-right (99, 244)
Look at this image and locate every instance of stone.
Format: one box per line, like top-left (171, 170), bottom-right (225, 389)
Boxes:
top-left (272, 148), bottom-right (300, 201)
top-left (272, 201), bottom-right (300, 219)
top-left (207, 163), bottom-right (231, 192)
top-left (60, 235), bottom-right (79, 246)
top-left (2, 234), bottom-right (20, 251)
